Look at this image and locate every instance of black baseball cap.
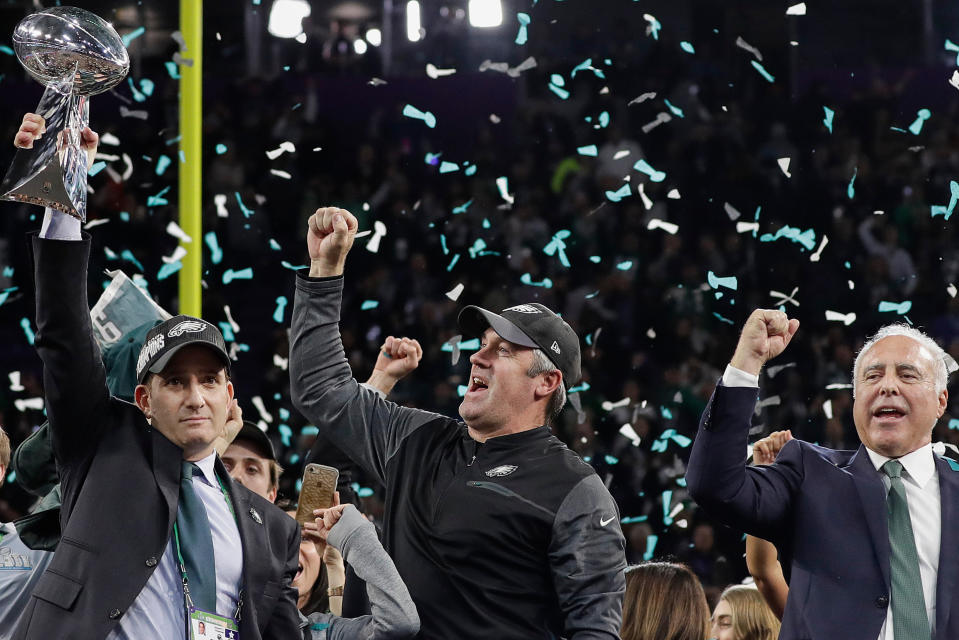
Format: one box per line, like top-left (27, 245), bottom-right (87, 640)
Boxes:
top-left (135, 315), bottom-right (231, 384)
top-left (457, 303), bottom-right (581, 389)
top-left (232, 421), bottom-right (277, 461)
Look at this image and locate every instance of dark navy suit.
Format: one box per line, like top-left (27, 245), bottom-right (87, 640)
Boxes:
top-left (686, 383), bottom-right (959, 640)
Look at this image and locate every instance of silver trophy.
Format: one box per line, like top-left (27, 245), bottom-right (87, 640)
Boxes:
top-left (0, 7), bottom-right (129, 221)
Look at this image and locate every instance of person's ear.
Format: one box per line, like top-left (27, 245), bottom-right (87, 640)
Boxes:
top-left (226, 379), bottom-right (235, 400)
top-left (535, 370), bottom-right (562, 400)
top-left (134, 384), bottom-right (152, 420)
top-left (938, 389), bottom-right (949, 418)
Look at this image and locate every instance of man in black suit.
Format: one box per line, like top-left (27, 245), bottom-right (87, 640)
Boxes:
top-left (11, 113), bottom-right (304, 639)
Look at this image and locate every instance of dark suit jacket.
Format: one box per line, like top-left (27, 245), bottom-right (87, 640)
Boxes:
top-left (14, 235), bottom-right (304, 640)
top-left (686, 383), bottom-right (959, 640)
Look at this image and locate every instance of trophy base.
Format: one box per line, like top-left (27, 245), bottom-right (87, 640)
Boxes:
top-left (0, 69), bottom-right (90, 221)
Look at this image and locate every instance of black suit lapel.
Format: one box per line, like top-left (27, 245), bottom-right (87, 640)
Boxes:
top-left (935, 454), bottom-right (959, 634)
top-left (150, 428), bottom-right (182, 527)
top-left (849, 445), bottom-right (891, 591)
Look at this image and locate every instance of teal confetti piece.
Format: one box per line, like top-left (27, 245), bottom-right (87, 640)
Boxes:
top-left (164, 61), bottom-right (180, 79)
top-left (550, 74), bottom-right (565, 87)
top-left (2, 266), bottom-right (13, 277)
top-left (222, 267), bottom-right (254, 284)
top-left (750, 60), bottom-right (775, 83)
top-left (598, 111), bottom-right (610, 128)
top-left (663, 99), bottom-right (684, 118)
top-left (643, 534), bottom-right (658, 561)
top-left (948, 459), bottom-right (959, 472)
top-left (605, 184), bottom-right (631, 202)
top-left (447, 254), bottom-right (461, 271)
top-left (441, 338), bottom-right (480, 353)
top-left (279, 408), bottom-right (290, 421)
top-left (482, 217), bottom-right (490, 228)
top-left (908, 109), bottom-right (930, 135)
top-left (660, 406), bottom-right (673, 419)
top-left (621, 516), bottom-right (649, 524)
top-left (127, 77), bottom-right (146, 102)
top-left (570, 58), bottom-right (605, 79)
top-left (215, 143), bottom-right (227, 155)
top-left (178, 150), bottom-right (185, 164)
top-left (0, 286), bottom-right (17, 306)
top-left (300, 426), bottom-right (319, 437)
top-left (931, 180), bottom-right (959, 220)
top-left (822, 106), bottom-right (834, 133)
top-left (759, 225), bottom-right (817, 251)
top-left (520, 273), bottom-right (553, 288)
top-left (604, 455), bottom-right (619, 465)
top-left (278, 424), bottom-right (293, 447)
top-left (878, 300), bottom-right (912, 315)
top-left (633, 159), bottom-right (666, 182)
top-left (465, 164), bottom-right (477, 176)
top-left (289, 454), bottom-right (300, 465)
top-left (577, 145), bottom-right (598, 156)
top-left (616, 260), bottom-right (633, 270)
top-left (712, 312), bottom-right (735, 325)
top-left (680, 41), bottom-right (695, 54)
top-left (543, 229), bottom-right (572, 267)
top-left (949, 419), bottom-right (959, 430)
top-left (548, 83), bottom-right (570, 100)
top-left (468, 238), bottom-right (488, 258)
top-left (120, 249), bottom-right (145, 271)
top-left (946, 39), bottom-right (959, 65)
top-left (269, 238), bottom-right (281, 250)
top-left (425, 152), bottom-right (441, 165)
top-left (0, 45), bottom-right (13, 55)
top-left (439, 161), bottom-right (459, 173)
top-left (847, 167), bottom-right (857, 199)
top-left (281, 261), bottom-right (307, 271)
top-left (157, 261), bottom-right (182, 280)
top-left (88, 161), bottom-right (106, 176)
top-left (662, 489), bottom-right (674, 524)
top-left (707, 270), bottom-right (738, 290)
top-left (361, 300), bottom-right (380, 310)
top-left (121, 26), bottom-right (146, 46)
top-left (147, 186), bottom-right (171, 207)
top-left (20, 318), bottom-right (34, 344)
top-left (235, 192), bottom-right (254, 217)
top-left (273, 296), bottom-right (288, 322)
top-left (589, 256), bottom-right (601, 264)
top-left (440, 234), bottom-right (450, 255)
top-left (568, 381), bottom-right (591, 394)
top-left (515, 12), bottom-right (530, 45)
top-left (457, 384), bottom-right (468, 397)
top-left (6, 471), bottom-right (14, 484)
top-left (676, 477), bottom-right (687, 487)
top-left (452, 199), bottom-right (473, 215)
top-left (155, 155), bottom-right (171, 175)
top-left (357, 486), bottom-right (374, 498)
top-left (644, 14), bottom-right (661, 40)
top-left (402, 103), bottom-right (437, 128)
top-left (204, 231), bottom-right (223, 264)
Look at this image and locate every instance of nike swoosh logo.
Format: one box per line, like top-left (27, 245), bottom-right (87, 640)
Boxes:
top-left (600, 516), bottom-right (615, 527)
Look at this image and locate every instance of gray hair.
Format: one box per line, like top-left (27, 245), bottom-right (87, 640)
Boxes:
top-left (852, 324), bottom-right (949, 397)
top-left (527, 348), bottom-right (567, 425)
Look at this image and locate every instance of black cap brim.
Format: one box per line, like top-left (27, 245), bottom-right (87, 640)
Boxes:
top-left (231, 421), bottom-right (276, 461)
top-left (457, 305), bottom-right (539, 348)
top-left (140, 340), bottom-right (231, 384)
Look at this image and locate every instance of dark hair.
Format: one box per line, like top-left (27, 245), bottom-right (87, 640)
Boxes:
top-left (621, 562), bottom-right (710, 640)
top-left (279, 501), bottom-right (330, 616)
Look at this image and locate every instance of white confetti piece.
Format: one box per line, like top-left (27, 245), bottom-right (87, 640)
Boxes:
top-left (445, 283), bottom-right (465, 301)
top-left (766, 362), bottom-right (796, 378)
top-left (619, 423), bottom-right (642, 446)
top-left (724, 202), bottom-right (742, 220)
top-left (641, 112), bottom-right (672, 133)
top-left (646, 328), bottom-right (656, 339)
top-left (602, 397), bottom-right (631, 411)
top-left (647, 218), bottom-right (679, 234)
top-left (366, 221), bottom-right (387, 253)
top-left (166, 221), bottom-right (192, 243)
top-left (163, 246), bottom-right (188, 264)
top-left (120, 106), bottom-right (148, 120)
top-left (426, 63), bottom-right (456, 78)
top-left (84, 219), bottom-right (110, 229)
top-left (825, 383), bottom-right (854, 390)
top-left (628, 92), bottom-right (657, 105)
top-left (948, 283), bottom-right (957, 298)
top-left (825, 310), bottom-right (856, 325)
top-left (736, 221), bottom-right (759, 234)
top-left (489, 114), bottom-right (501, 123)
top-left (667, 189), bottom-right (681, 199)
top-left (786, 2), bottom-right (806, 15)
top-left (809, 235), bottom-right (828, 262)
top-left (637, 183), bottom-right (653, 210)
top-left (266, 141), bottom-right (296, 160)
top-left (270, 169), bottom-right (292, 179)
top-left (100, 132), bottom-right (121, 146)
top-left (873, 210), bottom-right (884, 215)
top-left (949, 70), bottom-right (959, 91)
top-left (734, 36), bottom-right (763, 61)
top-left (273, 354), bottom-right (289, 370)
top-left (777, 157), bottom-right (792, 177)
top-left (496, 176), bottom-right (514, 205)
top-left (9, 371), bottom-right (24, 392)
top-left (214, 194), bottom-right (229, 217)
top-left (822, 399), bottom-right (833, 419)
top-left (15, 397), bottom-right (44, 411)
top-left (251, 396), bottom-right (273, 423)
top-left (613, 150), bottom-right (631, 160)
top-left (223, 305), bottom-right (240, 333)
top-left (121, 154), bottom-right (133, 181)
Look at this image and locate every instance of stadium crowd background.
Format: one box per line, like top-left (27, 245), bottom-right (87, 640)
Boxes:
top-left (1, 0), bottom-right (959, 603)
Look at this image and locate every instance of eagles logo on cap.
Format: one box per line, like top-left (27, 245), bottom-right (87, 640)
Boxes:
top-left (167, 319), bottom-right (210, 337)
top-left (135, 314), bottom-right (231, 384)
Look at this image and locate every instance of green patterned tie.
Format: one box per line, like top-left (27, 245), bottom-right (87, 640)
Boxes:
top-left (178, 461), bottom-right (217, 612)
top-left (881, 460), bottom-right (931, 640)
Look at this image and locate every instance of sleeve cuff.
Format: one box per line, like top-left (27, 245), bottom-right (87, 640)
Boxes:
top-left (722, 364), bottom-right (760, 388)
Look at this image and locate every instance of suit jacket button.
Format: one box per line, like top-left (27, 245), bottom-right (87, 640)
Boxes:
top-left (145, 556), bottom-right (158, 567)
top-left (109, 609), bottom-right (122, 619)
top-left (875, 595), bottom-right (889, 608)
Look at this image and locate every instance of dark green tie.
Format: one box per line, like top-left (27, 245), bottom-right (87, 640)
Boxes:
top-left (882, 460), bottom-right (931, 640)
top-left (178, 461), bottom-right (217, 612)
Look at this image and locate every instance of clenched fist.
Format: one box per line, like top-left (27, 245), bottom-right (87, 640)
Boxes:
top-left (307, 207), bottom-right (359, 277)
top-left (14, 112), bottom-right (99, 171)
top-left (730, 309), bottom-right (799, 376)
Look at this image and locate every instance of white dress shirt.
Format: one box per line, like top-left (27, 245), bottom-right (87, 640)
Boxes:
top-left (722, 364), bottom-right (941, 639)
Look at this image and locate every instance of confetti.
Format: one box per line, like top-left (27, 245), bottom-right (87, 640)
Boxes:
top-left (777, 157), bottom-right (791, 177)
top-left (878, 300), bottom-right (912, 315)
top-left (361, 300), bottom-right (380, 310)
top-left (222, 268), bottom-right (254, 284)
top-left (908, 109), bottom-right (931, 135)
top-left (366, 221), bottom-right (387, 253)
top-left (156, 261), bottom-right (182, 280)
top-left (663, 99), bottom-right (684, 119)
top-left (166, 221), bottom-right (193, 243)
top-left (641, 112), bottom-right (672, 133)
top-left (809, 235), bottom-right (828, 262)
top-left (88, 161), bottom-right (106, 176)
top-left (680, 41), bottom-right (695, 54)
top-left (707, 271), bottom-right (738, 290)
top-left (786, 2), bottom-right (806, 15)
top-left (724, 202), bottom-right (742, 220)
top-left (950, 71), bottom-right (959, 92)
top-left (515, 12), bottom-right (530, 45)
top-left (643, 14), bottom-right (661, 40)
top-left (633, 159), bottom-right (666, 182)
top-left (628, 92), bottom-right (657, 105)
top-left (520, 273), bottom-right (553, 288)
top-left (266, 141), bottom-right (296, 160)
top-left (452, 199), bottom-right (473, 215)
top-left (270, 169), bottom-right (292, 179)
top-left (619, 423), bottom-right (642, 446)
top-left (543, 230), bottom-right (572, 267)
top-left (605, 184), bottom-right (631, 202)
top-left (750, 60), bottom-right (775, 82)
top-left (121, 26), bottom-right (146, 46)
top-left (712, 312), bottom-right (735, 325)
top-left (425, 63), bottom-right (456, 78)
top-left (147, 186), bottom-right (171, 207)
top-left (759, 225), bottom-right (816, 251)
top-left (949, 284), bottom-right (958, 298)
top-left (164, 61), bottom-right (180, 79)
top-left (120, 249), bottom-right (145, 271)
top-left (616, 260), bottom-right (634, 271)
top-left (402, 104), bottom-right (437, 128)
top-left (0, 286), bottom-right (17, 307)
top-left (643, 535), bottom-right (658, 561)
top-left (637, 183), bottom-right (654, 210)
top-left (577, 145), bottom-right (598, 156)
top-left (162, 246), bottom-right (187, 264)
top-left (155, 155), bottom-right (171, 175)
top-left (14, 398), bottom-right (43, 411)
top-left (825, 310), bottom-right (857, 325)
top-left (571, 58), bottom-right (605, 80)
top-left (214, 194), bottom-right (229, 217)
top-left (204, 231), bottom-right (223, 264)
top-left (496, 176), bottom-right (514, 204)
top-left (235, 192), bottom-right (254, 217)
top-left (0, 45), bottom-right (13, 55)
top-left (8, 371), bottom-right (24, 392)
top-left (439, 161), bottom-right (459, 173)
top-left (446, 283), bottom-right (465, 301)
top-left (930, 180), bottom-right (959, 219)
top-left (478, 56), bottom-right (537, 78)
top-left (120, 105), bottom-right (149, 120)
top-left (847, 167), bottom-right (857, 199)
top-left (735, 36), bottom-right (763, 61)
top-left (647, 219), bottom-right (679, 234)
top-left (822, 106), bottom-right (835, 133)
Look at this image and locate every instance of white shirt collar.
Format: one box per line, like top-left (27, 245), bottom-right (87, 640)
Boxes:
top-left (865, 441), bottom-right (937, 488)
top-left (190, 450), bottom-right (219, 486)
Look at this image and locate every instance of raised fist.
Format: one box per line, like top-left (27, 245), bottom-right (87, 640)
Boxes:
top-left (306, 207), bottom-right (359, 277)
top-left (730, 309), bottom-right (799, 376)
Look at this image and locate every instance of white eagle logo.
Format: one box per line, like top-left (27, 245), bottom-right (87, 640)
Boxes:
top-left (168, 320), bottom-right (209, 337)
top-left (485, 465), bottom-right (518, 477)
top-left (504, 305), bottom-right (541, 314)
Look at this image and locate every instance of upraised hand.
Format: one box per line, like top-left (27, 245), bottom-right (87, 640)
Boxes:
top-left (730, 309), bottom-right (800, 376)
top-left (306, 206), bottom-right (359, 277)
top-left (366, 336), bottom-right (423, 396)
top-left (752, 429), bottom-right (793, 465)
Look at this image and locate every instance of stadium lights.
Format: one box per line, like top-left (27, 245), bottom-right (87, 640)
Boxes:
top-left (406, 1), bottom-right (422, 42)
top-left (365, 27), bottom-right (382, 47)
top-left (468, 0), bottom-right (503, 28)
top-left (268, 0), bottom-right (311, 39)
top-left (354, 38), bottom-right (368, 54)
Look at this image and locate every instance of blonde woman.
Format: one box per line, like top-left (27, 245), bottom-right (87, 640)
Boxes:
top-left (711, 585), bottom-right (780, 640)
top-left (621, 562), bottom-right (710, 640)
